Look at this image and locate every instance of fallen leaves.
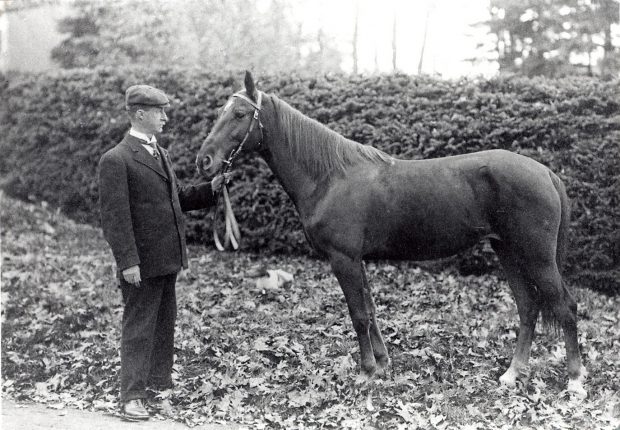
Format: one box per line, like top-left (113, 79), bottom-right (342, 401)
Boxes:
top-left (2, 194), bottom-right (620, 429)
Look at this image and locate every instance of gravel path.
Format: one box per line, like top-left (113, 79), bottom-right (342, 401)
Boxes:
top-left (1, 399), bottom-right (243, 430)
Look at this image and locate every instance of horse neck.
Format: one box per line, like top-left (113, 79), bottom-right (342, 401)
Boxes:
top-left (260, 96), bottom-right (322, 211)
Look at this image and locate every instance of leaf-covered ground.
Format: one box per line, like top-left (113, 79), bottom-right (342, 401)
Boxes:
top-left (1, 193), bottom-right (619, 429)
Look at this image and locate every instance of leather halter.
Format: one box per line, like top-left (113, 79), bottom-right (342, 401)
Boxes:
top-left (212, 91), bottom-right (263, 251)
top-left (220, 91), bottom-right (263, 173)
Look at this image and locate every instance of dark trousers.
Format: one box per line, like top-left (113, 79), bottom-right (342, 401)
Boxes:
top-left (120, 273), bottom-right (177, 402)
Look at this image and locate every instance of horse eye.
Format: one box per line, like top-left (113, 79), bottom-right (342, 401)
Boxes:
top-left (234, 110), bottom-right (246, 119)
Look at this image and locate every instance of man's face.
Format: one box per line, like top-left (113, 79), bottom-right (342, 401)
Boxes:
top-left (138, 106), bottom-right (168, 134)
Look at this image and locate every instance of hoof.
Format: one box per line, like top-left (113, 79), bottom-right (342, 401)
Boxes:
top-left (355, 361), bottom-right (377, 385)
top-left (361, 361), bottom-right (377, 378)
top-left (355, 372), bottom-right (373, 385)
top-left (577, 365), bottom-right (588, 380)
top-left (567, 379), bottom-right (587, 399)
top-left (499, 368), bottom-right (518, 388)
top-left (567, 365), bottom-right (588, 398)
top-left (376, 356), bottom-right (390, 372)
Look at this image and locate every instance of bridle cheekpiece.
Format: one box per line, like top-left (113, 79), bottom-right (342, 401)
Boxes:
top-left (220, 90), bottom-right (263, 174)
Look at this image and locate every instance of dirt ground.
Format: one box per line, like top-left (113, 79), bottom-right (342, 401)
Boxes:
top-left (1, 399), bottom-right (244, 430)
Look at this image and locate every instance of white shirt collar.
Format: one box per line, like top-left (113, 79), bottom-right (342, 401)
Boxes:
top-left (129, 128), bottom-right (157, 145)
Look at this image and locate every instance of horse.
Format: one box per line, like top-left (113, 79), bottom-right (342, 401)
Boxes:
top-left (196, 71), bottom-right (587, 397)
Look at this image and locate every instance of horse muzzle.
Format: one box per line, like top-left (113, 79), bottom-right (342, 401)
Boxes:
top-left (196, 154), bottom-right (215, 178)
top-left (201, 155), bottom-right (214, 171)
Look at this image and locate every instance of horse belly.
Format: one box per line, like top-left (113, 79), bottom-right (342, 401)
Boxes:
top-left (364, 213), bottom-right (489, 260)
top-left (362, 170), bottom-right (494, 261)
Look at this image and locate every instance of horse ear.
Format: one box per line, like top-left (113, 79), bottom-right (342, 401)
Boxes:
top-left (244, 70), bottom-right (258, 101)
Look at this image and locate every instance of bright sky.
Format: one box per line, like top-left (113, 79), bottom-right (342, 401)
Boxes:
top-left (290, 0), bottom-right (497, 77)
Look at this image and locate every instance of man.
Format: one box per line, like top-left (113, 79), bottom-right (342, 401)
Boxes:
top-left (98, 85), bottom-right (227, 421)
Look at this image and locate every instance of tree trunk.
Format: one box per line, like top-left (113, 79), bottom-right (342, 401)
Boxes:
top-left (392, 13), bottom-right (397, 72)
top-left (374, 47), bottom-right (379, 73)
top-left (352, 0), bottom-right (359, 74)
top-left (601, 24), bottom-right (612, 76)
top-left (417, 6), bottom-right (431, 74)
top-left (317, 28), bottom-right (325, 72)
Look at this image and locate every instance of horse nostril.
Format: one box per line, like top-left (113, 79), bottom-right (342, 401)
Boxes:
top-left (202, 155), bottom-right (213, 171)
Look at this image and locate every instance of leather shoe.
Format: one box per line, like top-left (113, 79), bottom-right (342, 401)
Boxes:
top-left (150, 397), bottom-right (173, 414)
top-left (122, 399), bottom-right (150, 421)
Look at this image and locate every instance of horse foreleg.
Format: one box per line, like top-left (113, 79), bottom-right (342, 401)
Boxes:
top-left (361, 262), bottom-right (389, 371)
top-left (330, 252), bottom-right (377, 377)
top-left (493, 242), bottom-right (539, 387)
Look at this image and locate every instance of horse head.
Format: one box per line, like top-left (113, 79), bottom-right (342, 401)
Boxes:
top-left (196, 71), bottom-right (264, 178)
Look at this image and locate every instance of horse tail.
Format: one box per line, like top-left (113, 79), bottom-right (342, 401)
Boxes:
top-left (541, 170), bottom-right (572, 331)
top-left (550, 170), bottom-right (570, 273)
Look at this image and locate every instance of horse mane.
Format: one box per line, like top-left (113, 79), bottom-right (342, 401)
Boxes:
top-left (271, 96), bottom-right (394, 179)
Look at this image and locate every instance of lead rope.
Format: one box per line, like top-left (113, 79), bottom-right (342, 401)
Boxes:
top-left (212, 91), bottom-right (262, 251)
top-left (213, 185), bottom-right (240, 251)
top-left (212, 148), bottom-right (241, 251)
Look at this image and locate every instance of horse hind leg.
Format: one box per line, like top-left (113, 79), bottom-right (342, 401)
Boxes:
top-left (329, 252), bottom-right (377, 378)
top-left (527, 261), bottom-right (587, 397)
top-left (546, 169), bottom-right (587, 395)
top-left (492, 241), bottom-right (539, 388)
top-left (361, 262), bottom-right (389, 372)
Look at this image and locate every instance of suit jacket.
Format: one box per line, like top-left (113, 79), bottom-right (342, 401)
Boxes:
top-left (98, 134), bottom-right (216, 279)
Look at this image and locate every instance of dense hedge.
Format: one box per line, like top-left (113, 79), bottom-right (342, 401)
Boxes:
top-left (1, 68), bottom-right (618, 293)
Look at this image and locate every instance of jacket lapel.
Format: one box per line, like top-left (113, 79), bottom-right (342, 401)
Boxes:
top-left (124, 134), bottom-right (169, 181)
top-left (160, 148), bottom-right (178, 191)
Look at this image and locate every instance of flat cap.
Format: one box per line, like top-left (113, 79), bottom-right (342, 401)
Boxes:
top-left (125, 84), bottom-right (170, 108)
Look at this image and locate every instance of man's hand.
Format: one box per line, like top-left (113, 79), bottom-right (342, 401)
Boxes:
top-left (122, 265), bottom-right (141, 286)
top-left (211, 173), bottom-right (232, 194)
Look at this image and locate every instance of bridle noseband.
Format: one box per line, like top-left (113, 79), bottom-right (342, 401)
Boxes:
top-left (220, 90), bottom-right (264, 175)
